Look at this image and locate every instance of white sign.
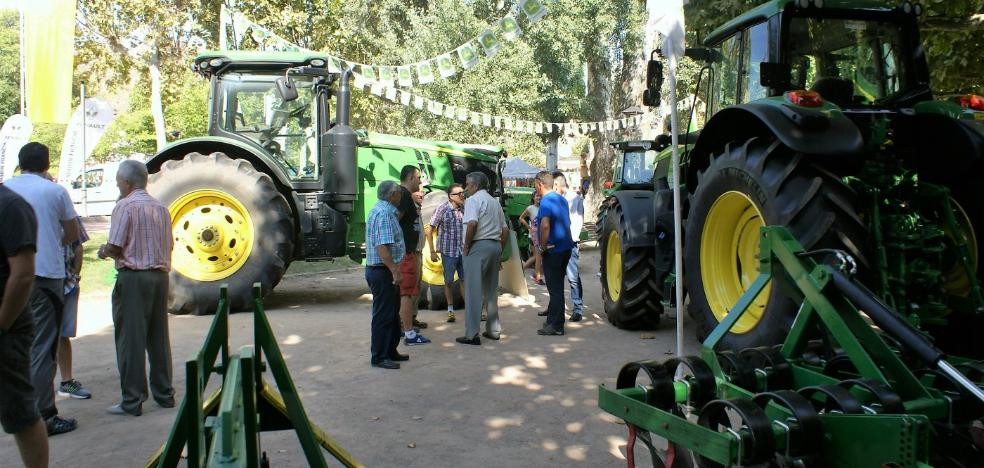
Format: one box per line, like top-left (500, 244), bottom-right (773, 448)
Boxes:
top-left (57, 99), bottom-right (115, 184)
top-left (0, 114), bottom-right (33, 183)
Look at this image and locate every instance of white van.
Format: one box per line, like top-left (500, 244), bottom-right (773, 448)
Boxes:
top-left (62, 162), bottom-right (121, 216)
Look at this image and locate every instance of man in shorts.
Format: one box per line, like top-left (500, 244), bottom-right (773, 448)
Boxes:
top-left (396, 166), bottom-right (430, 346)
top-left (57, 217), bottom-right (92, 399)
top-left (0, 182), bottom-right (49, 467)
top-left (426, 183), bottom-right (466, 323)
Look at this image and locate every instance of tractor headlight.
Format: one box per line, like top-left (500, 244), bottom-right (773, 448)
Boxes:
top-left (209, 58), bottom-right (224, 67)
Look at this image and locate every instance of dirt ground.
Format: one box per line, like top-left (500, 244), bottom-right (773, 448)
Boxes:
top-left (0, 247), bottom-right (700, 467)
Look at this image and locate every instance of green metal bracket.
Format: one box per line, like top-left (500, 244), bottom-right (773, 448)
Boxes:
top-left (145, 284), bottom-right (363, 468)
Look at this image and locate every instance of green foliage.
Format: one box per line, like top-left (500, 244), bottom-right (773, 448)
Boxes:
top-left (92, 107), bottom-right (157, 161)
top-left (164, 77), bottom-right (209, 139)
top-left (0, 10), bottom-right (19, 120)
top-left (29, 123), bottom-right (68, 170)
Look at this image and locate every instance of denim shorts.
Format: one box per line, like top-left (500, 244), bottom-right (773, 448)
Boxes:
top-left (442, 255), bottom-right (464, 286)
top-left (0, 306), bottom-right (41, 434)
top-left (61, 286), bottom-right (80, 337)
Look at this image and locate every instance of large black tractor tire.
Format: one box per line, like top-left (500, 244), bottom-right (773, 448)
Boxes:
top-left (598, 200), bottom-right (663, 329)
top-left (148, 152), bottom-right (294, 315)
top-left (684, 137), bottom-right (865, 350)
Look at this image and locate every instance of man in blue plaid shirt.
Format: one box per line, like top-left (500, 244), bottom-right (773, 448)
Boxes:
top-left (425, 183), bottom-right (465, 323)
top-left (364, 181), bottom-right (407, 370)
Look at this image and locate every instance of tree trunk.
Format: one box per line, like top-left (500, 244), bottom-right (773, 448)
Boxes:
top-left (149, 43), bottom-right (167, 151)
top-left (584, 58), bottom-right (614, 225)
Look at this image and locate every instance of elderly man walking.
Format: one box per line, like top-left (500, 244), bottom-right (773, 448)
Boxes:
top-left (365, 180), bottom-right (408, 369)
top-left (5, 142), bottom-right (80, 436)
top-left (98, 160), bottom-right (174, 416)
top-left (425, 183), bottom-right (466, 323)
top-left (456, 172), bottom-right (508, 345)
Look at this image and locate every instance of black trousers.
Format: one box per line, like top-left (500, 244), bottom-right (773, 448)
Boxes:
top-left (112, 269), bottom-right (173, 413)
top-left (365, 266), bottom-right (401, 364)
top-left (542, 249), bottom-right (572, 330)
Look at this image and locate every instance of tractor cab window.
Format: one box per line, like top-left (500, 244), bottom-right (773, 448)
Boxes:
top-left (217, 74), bottom-right (319, 180)
top-left (786, 16), bottom-right (910, 106)
top-left (711, 34), bottom-right (742, 114)
top-left (72, 169), bottom-right (104, 189)
top-left (741, 22), bottom-right (770, 103)
top-left (620, 149), bottom-right (658, 185)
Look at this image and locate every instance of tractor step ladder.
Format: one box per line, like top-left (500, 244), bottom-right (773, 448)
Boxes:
top-left (145, 284), bottom-right (362, 468)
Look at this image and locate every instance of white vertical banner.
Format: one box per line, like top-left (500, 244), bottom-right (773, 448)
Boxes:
top-left (57, 99), bottom-right (114, 184)
top-left (0, 114), bottom-right (33, 182)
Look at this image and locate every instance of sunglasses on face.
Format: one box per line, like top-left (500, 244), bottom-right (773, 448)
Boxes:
top-left (450, 192), bottom-right (464, 197)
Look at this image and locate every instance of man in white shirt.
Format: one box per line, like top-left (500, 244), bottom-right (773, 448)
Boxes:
top-left (552, 172), bottom-right (584, 322)
top-left (457, 172), bottom-right (508, 345)
top-left (4, 143), bottom-right (80, 436)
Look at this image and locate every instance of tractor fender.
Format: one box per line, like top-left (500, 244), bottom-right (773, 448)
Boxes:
top-left (686, 103), bottom-right (864, 188)
top-left (147, 136), bottom-right (293, 189)
top-left (608, 190), bottom-right (658, 249)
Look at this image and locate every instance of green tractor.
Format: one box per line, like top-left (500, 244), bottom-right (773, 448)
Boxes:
top-left (146, 51), bottom-right (515, 314)
top-left (597, 0), bottom-right (984, 356)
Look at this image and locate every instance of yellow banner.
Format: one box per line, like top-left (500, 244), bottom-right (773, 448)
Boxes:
top-left (24, 0), bottom-right (77, 124)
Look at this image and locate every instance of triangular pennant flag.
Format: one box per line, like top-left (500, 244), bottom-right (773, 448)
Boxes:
top-left (500, 15), bottom-right (523, 41)
top-left (535, 123), bottom-right (544, 134)
top-left (504, 118), bottom-right (514, 130)
top-left (414, 95), bottom-right (425, 109)
top-left (444, 105), bottom-right (457, 119)
top-left (360, 65), bottom-right (377, 83)
top-left (385, 86), bottom-right (398, 101)
top-left (457, 108), bottom-right (469, 121)
top-left (353, 72), bottom-right (367, 89)
top-left (417, 61), bottom-right (435, 84)
top-left (397, 66), bottom-right (413, 87)
top-left (456, 43), bottom-right (479, 69)
top-left (378, 67), bottom-right (395, 85)
top-left (436, 53), bottom-right (456, 78)
top-left (482, 114), bottom-right (492, 127)
top-left (477, 29), bottom-right (501, 57)
top-left (400, 90), bottom-right (412, 106)
top-left (369, 83), bottom-right (383, 96)
top-left (470, 112), bottom-right (481, 125)
top-left (429, 101), bottom-right (444, 116)
top-left (519, 0), bottom-right (548, 23)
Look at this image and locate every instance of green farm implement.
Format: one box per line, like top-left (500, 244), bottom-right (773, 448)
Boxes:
top-left (144, 285), bottom-right (360, 468)
top-left (599, 226), bottom-right (984, 467)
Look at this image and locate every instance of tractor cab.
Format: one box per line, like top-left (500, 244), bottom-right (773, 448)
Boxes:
top-left (605, 140), bottom-right (660, 196)
top-left (193, 51), bottom-right (341, 186)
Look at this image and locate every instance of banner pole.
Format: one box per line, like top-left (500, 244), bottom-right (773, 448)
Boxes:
top-left (19, 9), bottom-right (26, 115)
top-left (81, 81), bottom-right (87, 217)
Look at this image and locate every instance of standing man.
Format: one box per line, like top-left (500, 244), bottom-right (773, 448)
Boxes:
top-left (456, 172), bottom-right (508, 345)
top-left (5, 142), bottom-right (80, 436)
top-left (425, 183), bottom-right (466, 323)
top-left (0, 183), bottom-right (49, 467)
top-left (364, 181), bottom-right (407, 370)
top-left (57, 217), bottom-right (92, 399)
top-left (552, 172), bottom-right (585, 322)
top-left (534, 171), bottom-right (574, 336)
top-left (97, 160), bottom-right (174, 416)
top-left (396, 165), bottom-right (430, 346)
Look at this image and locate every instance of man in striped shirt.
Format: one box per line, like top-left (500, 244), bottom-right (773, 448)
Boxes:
top-left (364, 180), bottom-right (407, 370)
top-left (98, 160), bottom-right (174, 416)
top-left (425, 183), bottom-right (465, 323)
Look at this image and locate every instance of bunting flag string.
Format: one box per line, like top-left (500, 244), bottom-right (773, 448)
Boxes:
top-left (219, 0), bottom-right (551, 89)
top-left (364, 81), bottom-right (649, 136)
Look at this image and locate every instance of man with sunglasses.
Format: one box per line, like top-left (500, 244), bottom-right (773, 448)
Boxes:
top-left (426, 183), bottom-right (466, 323)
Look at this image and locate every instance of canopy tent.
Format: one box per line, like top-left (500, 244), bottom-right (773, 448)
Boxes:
top-left (501, 158), bottom-right (541, 180)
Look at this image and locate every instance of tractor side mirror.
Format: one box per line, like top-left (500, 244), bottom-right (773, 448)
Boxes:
top-left (275, 76), bottom-right (299, 102)
top-left (760, 62), bottom-right (792, 89)
top-left (643, 57), bottom-right (664, 107)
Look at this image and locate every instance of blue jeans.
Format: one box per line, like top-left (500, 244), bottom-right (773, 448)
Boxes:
top-left (543, 249), bottom-right (572, 330)
top-left (365, 266), bottom-right (401, 364)
top-left (566, 244), bottom-right (583, 314)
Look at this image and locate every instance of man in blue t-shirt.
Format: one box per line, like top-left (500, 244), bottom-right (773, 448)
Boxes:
top-left (533, 171), bottom-right (574, 335)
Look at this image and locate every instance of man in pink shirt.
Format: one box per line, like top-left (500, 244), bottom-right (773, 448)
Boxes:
top-left (98, 160), bottom-right (174, 416)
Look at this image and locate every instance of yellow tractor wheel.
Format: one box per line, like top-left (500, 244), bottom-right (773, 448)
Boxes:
top-left (148, 152), bottom-right (293, 315)
top-left (598, 199), bottom-right (662, 329)
top-left (684, 137), bottom-right (865, 349)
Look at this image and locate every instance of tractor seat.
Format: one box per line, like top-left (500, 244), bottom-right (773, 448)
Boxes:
top-left (810, 77), bottom-right (855, 107)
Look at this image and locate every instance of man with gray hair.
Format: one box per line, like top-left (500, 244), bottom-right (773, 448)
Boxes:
top-left (98, 159), bottom-right (175, 416)
top-left (364, 180), bottom-right (407, 369)
top-left (456, 172), bottom-right (508, 345)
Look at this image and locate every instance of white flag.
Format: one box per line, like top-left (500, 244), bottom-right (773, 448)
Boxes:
top-left (57, 99), bottom-right (115, 184)
top-left (470, 112), bottom-right (481, 125)
top-left (0, 114), bottom-right (33, 182)
top-left (647, 0), bottom-right (686, 60)
top-left (414, 95), bottom-right (425, 109)
top-left (482, 114), bottom-right (492, 127)
top-left (385, 86), bottom-right (398, 102)
top-left (400, 90), bottom-right (412, 106)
